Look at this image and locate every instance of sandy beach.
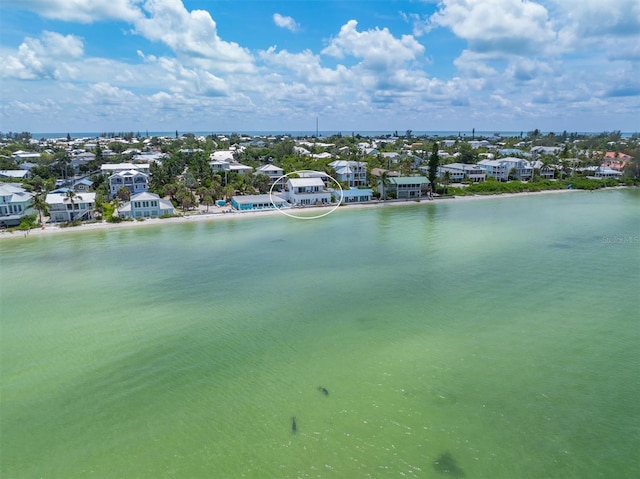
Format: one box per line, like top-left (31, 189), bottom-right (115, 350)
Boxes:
top-left (0, 188), bottom-right (586, 241)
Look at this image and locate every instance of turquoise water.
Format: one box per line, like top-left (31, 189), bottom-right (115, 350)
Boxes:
top-left (1, 190), bottom-right (639, 478)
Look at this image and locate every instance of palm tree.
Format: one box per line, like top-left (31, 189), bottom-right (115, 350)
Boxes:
top-left (65, 189), bottom-right (77, 221)
top-left (31, 192), bottom-right (47, 224)
top-left (379, 171), bottom-right (391, 200)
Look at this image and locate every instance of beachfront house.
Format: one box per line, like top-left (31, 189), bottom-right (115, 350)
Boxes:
top-left (334, 187), bottom-right (374, 204)
top-left (118, 192), bottom-right (175, 219)
top-left (385, 176), bottom-right (430, 199)
top-left (499, 157), bottom-right (534, 181)
top-left (285, 177), bottom-right (332, 206)
top-left (231, 194), bottom-right (288, 211)
top-left (108, 170), bottom-right (150, 199)
top-left (593, 167), bottom-right (623, 179)
top-left (432, 163), bottom-right (486, 183)
top-left (0, 183), bottom-right (34, 227)
top-left (478, 159), bottom-right (509, 181)
top-left (328, 160), bottom-right (367, 187)
top-left (46, 191), bottom-right (96, 223)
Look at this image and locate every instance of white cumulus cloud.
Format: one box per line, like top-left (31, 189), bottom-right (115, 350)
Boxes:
top-left (322, 20), bottom-right (425, 71)
top-left (3, 0), bottom-right (142, 23)
top-left (273, 13), bottom-right (300, 32)
top-left (1, 31), bottom-right (84, 80)
top-left (428, 0), bottom-right (557, 56)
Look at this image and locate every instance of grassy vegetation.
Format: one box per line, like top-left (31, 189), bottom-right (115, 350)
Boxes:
top-left (448, 178), bottom-right (624, 196)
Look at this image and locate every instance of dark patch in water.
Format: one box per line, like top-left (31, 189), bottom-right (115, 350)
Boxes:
top-left (318, 386), bottom-right (329, 396)
top-left (433, 452), bottom-right (464, 477)
top-left (291, 416), bottom-right (297, 434)
top-left (549, 242), bottom-right (571, 249)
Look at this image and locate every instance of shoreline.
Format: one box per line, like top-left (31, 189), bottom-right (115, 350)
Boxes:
top-left (0, 187), bottom-right (621, 241)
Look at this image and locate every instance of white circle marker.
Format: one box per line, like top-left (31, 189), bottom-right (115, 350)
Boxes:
top-left (269, 170), bottom-right (344, 220)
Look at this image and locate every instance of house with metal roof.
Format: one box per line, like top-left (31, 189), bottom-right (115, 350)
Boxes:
top-left (329, 160), bottom-right (367, 187)
top-left (334, 187), bottom-right (373, 203)
top-left (231, 194), bottom-right (288, 211)
top-left (384, 176), bottom-right (430, 199)
top-left (118, 192), bottom-right (175, 218)
top-left (108, 170), bottom-right (149, 199)
top-left (255, 164), bottom-right (286, 189)
top-left (285, 177), bottom-right (332, 206)
top-left (0, 183), bottom-right (34, 227)
top-left (46, 191), bottom-right (95, 223)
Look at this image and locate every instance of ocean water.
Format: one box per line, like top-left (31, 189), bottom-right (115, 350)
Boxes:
top-left (1, 190), bottom-right (639, 478)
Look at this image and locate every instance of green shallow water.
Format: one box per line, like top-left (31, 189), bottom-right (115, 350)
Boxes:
top-left (1, 189), bottom-right (639, 478)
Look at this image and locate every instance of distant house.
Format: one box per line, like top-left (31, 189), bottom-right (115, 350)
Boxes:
top-left (385, 176), bottom-right (430, 199)
top-left (46, 191), bottom-right (95, 223)
top-left (100, 163), bottom-right (150, 175)
top-left (285, 177), bottom-right (332, 206)
top-left (210, 150), bottom-right (236, 162)
top-left (531, 146), bottom-right (562, 156)
top-left (255, 164), bottom-right (286, 188)
top-left (109, 170), bottom-right (149, 199)
top-left (228, 163), bottom-right (253, 175)
top-left (11, 150), bottom-right (41, 162)
top-left (208, 159), bottom-right (253, 175)
top-left (72, 178), bottom-right (94, 193)
top-left (118, 192), bottom-right (174, 218)
top-left (601, 152), bottom-right (632, 171)
top-left (0, 170), bottom-right (30, 180)
top-left (231, 194), bottom-right (288, 211)
top-left (329, 160), bottom-right (367, 187)
top-left (593, 167), bottom-right (623, 179)
top-left (530, 160), bottom-right (556, 180)
top-left (0, 183), bottom-right (34, 227)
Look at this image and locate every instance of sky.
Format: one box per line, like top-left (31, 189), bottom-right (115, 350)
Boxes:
top-left (1, 0), bottom-right (639, 134)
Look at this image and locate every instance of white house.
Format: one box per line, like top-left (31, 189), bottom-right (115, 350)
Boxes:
top-left (255, 164), bottom-right (286, 188)
top-left (101, 163), bottom-right (150, 175)
top-left (478, 159), bottom-right (509, 181)
top-left (285, 177), bottom-right (332, 206)
top-left (0, 183), bottom-right (34, 227)
top-left (210, 150), bottom-right (236, 162)
top-left (499, 157), bottom-right (534, 181)
top-left (593, 167), bottom-right (623, 179)
top-left (118, 192), bottom-right (174, 218)
top-left (109, 170), bottom-right (150, 199)
top-left (46, 191), bottom-right (96, 223)
top-left (329, 160), bottom-right (367, 187)
top-left (433, 163), bottom-right (486, 183)
top-left (228, 163), bottom-right (253, 174)
top-left (11, 150), bottom-right (41, 162)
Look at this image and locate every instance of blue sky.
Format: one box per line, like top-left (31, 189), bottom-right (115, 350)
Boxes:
top-left (1, 0), bottom-right (639, 133)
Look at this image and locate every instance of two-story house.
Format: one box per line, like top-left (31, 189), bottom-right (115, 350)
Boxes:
top-left (118, 192), bottom-right (175, 218)
top-left (255, 164), bottom-right (286, 189)
top-left (285, 177), bottom-right (332, 206)
top-left (328, 160), bottom-right (367, 187)
top-left (46, 191), bottom-right (96, 223)
top-left (434, 163), bottom-right (486, 183)
top-left (0, 183), bottom-right (34, 227)
top-left (109, 170), bottom-right (150, 199)
top-left (385, 176), bottom-right (430, 199)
